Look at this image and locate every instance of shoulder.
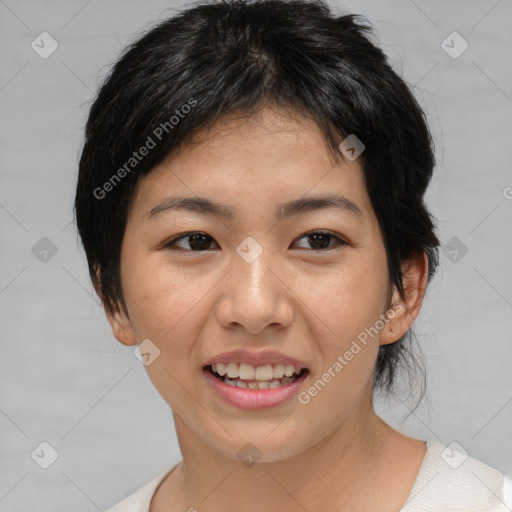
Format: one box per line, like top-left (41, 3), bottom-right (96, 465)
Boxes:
top-left (104, 467), bottom-right (175, 512)
top-left (401, 440), bottom-right (511, 512)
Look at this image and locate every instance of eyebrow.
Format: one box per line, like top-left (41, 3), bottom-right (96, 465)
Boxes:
top-left (146, 193), bottom-right (364, 220)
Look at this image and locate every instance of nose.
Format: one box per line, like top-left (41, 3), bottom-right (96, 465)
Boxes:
top-left (215, 242), bottom-right (294, 335)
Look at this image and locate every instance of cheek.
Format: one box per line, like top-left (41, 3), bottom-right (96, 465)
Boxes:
top-left (295, 267), bottom-right (386, 420)
top-left (120, 257), bottom-right (209, 409)
top-left (294, 253), bottom-right (388, 398)
top-left (121, 248), bottom-right (201, 336)
top-left (120, 250), bottom-right (220, 374)
top-left (295, 252), bottom-right (390, 342)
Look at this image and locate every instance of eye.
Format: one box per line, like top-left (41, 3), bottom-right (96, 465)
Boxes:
top-left (164, 232), bottom-right (218, 251)
top-left (293, 230), bottom-right (347, 251)
top-left (163, 230), bottom-right (346, 252)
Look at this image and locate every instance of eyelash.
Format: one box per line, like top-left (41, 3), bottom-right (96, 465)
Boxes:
top-left (162, 230), bottom-right (347, 253)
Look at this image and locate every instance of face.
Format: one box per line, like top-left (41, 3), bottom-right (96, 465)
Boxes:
top-left (107, 106), bottom-right (411, 463)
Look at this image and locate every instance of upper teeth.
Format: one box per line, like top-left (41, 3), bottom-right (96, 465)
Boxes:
top-left (212, 362), bottom-right (301, 380)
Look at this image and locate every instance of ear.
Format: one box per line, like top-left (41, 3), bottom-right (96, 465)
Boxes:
top-left (380, 251), bottom-right (429, 346)
top-left (92, 268), bottom-right (137, 346)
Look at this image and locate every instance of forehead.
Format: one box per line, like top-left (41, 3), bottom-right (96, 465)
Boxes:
top-left (181, 105), bottom-right (339, 167)
top-left (128, 106), bottom-right (372, 222)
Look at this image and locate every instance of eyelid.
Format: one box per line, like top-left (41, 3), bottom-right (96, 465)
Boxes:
top-left (162, 230), bottom-right (348, 252)
top-left (293, 230), bottom-right (348, 251)
top-left (161, 231), bottom-right (219, 251)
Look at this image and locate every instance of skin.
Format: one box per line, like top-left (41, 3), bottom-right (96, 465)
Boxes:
top-left (99, 104), bottom-right (429, 512)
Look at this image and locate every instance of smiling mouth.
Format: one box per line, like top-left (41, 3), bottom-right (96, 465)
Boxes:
top-left (205, 364), bottom-right (309, 390)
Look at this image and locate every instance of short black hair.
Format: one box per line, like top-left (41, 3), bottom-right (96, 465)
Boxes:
top-left (74, 0), bottom-right (440, 400)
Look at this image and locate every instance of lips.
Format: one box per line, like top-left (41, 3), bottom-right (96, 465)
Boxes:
top-left (201, 348), bottom-right (310, 409)
top-left (202, 364), bottom-right (309, 409)
top-left (203, 348), bottom-right (308, 369)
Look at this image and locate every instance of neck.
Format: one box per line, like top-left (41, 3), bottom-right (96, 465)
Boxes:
top-left (160, 398), bottom-right (411, 511)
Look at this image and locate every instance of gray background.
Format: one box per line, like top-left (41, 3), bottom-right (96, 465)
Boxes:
top-left (1, 0), bottom-right (511, 510)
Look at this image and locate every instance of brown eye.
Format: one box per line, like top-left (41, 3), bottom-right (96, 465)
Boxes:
top-left (293, 231), bottom-right (346, 251)
top-left (164, 232), bottom-right (218, 251)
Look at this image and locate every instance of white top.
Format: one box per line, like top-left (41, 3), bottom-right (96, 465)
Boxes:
top-left (104, 440), bottom-right (511, 511)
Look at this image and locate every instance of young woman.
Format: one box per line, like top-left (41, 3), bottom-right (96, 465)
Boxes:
top-left (74, 0), bottom-right (510, 510)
